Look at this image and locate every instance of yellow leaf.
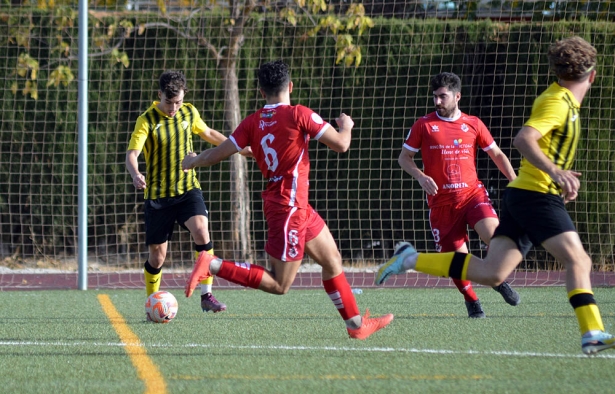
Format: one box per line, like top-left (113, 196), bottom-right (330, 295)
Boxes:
top-left (335, 49), bottom-right (344, 65)
top-left (353, 48), bottom-right (362, 67)
top-left (120, 20), bottom-right (134, 38)
top-left (121, 53), bottom-right (130, 68)
top-left (344, 55), bottom-right (354, 67)
top-left (156, 0), bottom-right (167, 14)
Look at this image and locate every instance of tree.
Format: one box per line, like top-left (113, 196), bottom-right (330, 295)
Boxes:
top-left (6, 0), bottom-right (373, 262)
top-left (8, 4), bottom-right (133, 99)
top-left (136, 0), bottom-right (374, 261)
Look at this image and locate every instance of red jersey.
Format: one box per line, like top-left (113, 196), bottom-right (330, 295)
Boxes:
top-left (404, 111), bottom-right (496, 208)
top-left (230, 103), bottom-right (330, 208)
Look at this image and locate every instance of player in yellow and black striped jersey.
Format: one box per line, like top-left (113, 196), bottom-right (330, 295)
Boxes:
top-left (126, 70), bottom-right (233, 314)
top-left (129, 101), bottom-right (205, 200)
top-left (508, 81), bottom-right (581, 195)
top-left (375, 36), bottom-right (615, 355)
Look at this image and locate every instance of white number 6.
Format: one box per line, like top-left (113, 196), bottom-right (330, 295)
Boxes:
top-left (261, 133), bottom-right (279, 171)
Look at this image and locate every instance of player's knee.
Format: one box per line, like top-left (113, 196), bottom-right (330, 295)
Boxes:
top-left (270, 285), bottom-right (291, 295)
top-left (483, 272), bottom-right (508, 287)
top-left (148, 253), bottom-right (166, 268)
top-left (564, 254), bottom-right (592, 273)
top-left (148, 258), bottom-right (165, 269)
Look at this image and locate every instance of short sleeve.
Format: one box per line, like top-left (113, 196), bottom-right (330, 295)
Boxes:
top-left (475, 118), bottom-right (495, 150)
top-left (127, 116), bottom-right (150, 151)
top-left (296, 106), bottom-right (330, 140)
top-left (190, 105), bottom-right (207, 135)
top-left (230, 116), bottom-right (251, 150)
top-left (403, 121), bottom-right (423, 152)
top-left (524, 96), bottom-right (568, 137)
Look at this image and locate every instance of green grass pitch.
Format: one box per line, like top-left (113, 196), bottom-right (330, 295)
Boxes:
top-left (1, 287), bottom-right (614, 393)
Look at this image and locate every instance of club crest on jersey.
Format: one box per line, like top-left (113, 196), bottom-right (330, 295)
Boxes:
top-left (181, 121), bottom-right (189, 130)
top-left (461, 123), bottom-right (469, 132)
top-left (260, 111), bottom-right (276, 118)
top-left (431, 125), bottom-right (440, 132)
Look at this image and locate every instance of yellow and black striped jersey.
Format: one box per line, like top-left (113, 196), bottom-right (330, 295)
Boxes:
top-left (128, 102), bottom-right (207, 200)
top-left (508, 82), bottom-right (581, 195)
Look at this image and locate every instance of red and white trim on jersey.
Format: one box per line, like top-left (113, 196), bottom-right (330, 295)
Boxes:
top-left (313, 124), bottom-right (328, 140)
top-left (288, 135), bottom-right (307, 207)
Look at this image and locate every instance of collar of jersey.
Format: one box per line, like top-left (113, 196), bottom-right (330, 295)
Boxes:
top-left (264, 103), bottom-right (288, 109)
top-left (435, 110), bottom-right (461, 122)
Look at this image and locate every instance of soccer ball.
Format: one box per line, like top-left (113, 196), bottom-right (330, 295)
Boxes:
top-left (145, 291), bottom-right (178, 323)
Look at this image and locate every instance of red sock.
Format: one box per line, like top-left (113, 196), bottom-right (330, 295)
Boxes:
top-left (216, 260), bottom-right (265, 289)
top-left (322, 272), bottom-right (360, 320)
top-left (452, 278), bottom-right (478, 302)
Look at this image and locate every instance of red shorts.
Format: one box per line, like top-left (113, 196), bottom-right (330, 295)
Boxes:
top-left (263, 200), bottom-right (326, 262)
top-left (429, 187), bottom-right (497, 252)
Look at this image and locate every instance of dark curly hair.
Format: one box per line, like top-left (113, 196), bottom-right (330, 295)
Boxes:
top-left (258, 60), bottom-right (291, 96)
top-left (430, 72), bottom-right (462, 93)
top-left (159, 70), bottom-right (188, 98)
top-left (548, 36), bottom-right (597, 81)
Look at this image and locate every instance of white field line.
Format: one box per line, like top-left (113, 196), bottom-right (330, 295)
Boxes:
top-left (0, 340), bottom-right (613, 359)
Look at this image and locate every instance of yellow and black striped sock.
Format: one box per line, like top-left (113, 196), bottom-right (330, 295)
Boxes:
top-left (568, 289), bottom-right (605, 334)
top-left (144, 260), bottom-right (162, 296)
top-left (415, 252), bottom-right (471, 279)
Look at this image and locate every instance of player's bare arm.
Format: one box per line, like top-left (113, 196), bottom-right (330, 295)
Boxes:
top-left (317, 113), bottom-right (353, 153)
top-left (125, 149), bottom-right (147, 189)
top-left (514, 126), bottom-right (581, 202)
top-left (198, 126), bottom-right (227, 146)
top-left (199, 127), bottom-right (252, 157)
top-left (182, 139), bottom-right (239, 171)
top-left (485, 145), bottom-right (517, 182)
top-left (398, 148), bottom-right (438, 196)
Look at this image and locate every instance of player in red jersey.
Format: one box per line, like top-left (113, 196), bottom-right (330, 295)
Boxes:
top-left (398, 72), bottom-right (520, 317)
top-left (181, 60), bottom-right (393, 339)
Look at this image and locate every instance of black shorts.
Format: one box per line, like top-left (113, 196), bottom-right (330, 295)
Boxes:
top-left (144, 188), bottom-right (209, 245)
top-left (493, 187), bottom-right (576, 256)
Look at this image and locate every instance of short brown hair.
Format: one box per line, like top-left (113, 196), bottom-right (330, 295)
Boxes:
top-left (548, 36), bottom-right (597, 81)
top-left (159, 70), bottom-right (188, 98)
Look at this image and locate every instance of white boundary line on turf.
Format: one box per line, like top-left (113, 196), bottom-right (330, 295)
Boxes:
top-left (0, 340), bottom-right (612, 359)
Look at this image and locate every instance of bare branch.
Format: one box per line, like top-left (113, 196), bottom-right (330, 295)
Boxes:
top-left (140, 21), bottom-right (220, 60)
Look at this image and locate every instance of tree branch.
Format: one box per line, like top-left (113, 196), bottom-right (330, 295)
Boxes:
top-left (42, 35), bottom-right (127, 70)
top-left (140, 21), bottom-right (220, 61)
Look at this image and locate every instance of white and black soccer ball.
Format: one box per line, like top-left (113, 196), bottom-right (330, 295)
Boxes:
top-left (145, 291), bottom-right (178, 323)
